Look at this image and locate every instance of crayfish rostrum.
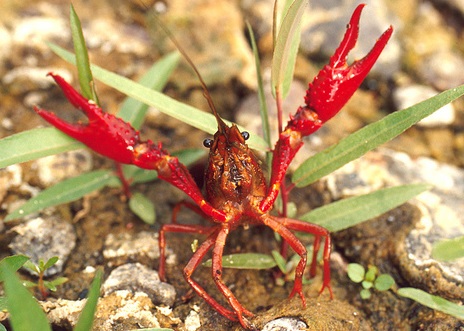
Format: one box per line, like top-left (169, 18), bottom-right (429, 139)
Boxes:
top-left (34, 4), bottom-right (392, 330)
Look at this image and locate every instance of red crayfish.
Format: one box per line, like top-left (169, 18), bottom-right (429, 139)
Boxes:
top-left (34, 4), bottom-right (392, 330)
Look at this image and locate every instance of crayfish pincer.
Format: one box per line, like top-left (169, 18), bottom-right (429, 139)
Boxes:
top-left (34, 4), bottom-right (392, 330)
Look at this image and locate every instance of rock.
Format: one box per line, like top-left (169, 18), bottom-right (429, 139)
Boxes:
top-left (392, 84), bottom-right (455, 127)
top-left (149, 0), bottom-right (256, 89)
top-left (103, 231), bottom-right (175, 267)
top-left (261, 317), bottom-right (307, 331)
top-left (184, 308), bottom-right (201, 331)
top-left (102, 263), bottom-right (176, 307)
top-left (36, 150), bottom-right (93, 187)
top-left (0, 165), bottom-right (22, 203)
top-left (418, 50), bottom-right (464, 91)
top-left (43, 292), bottom-right (162, 331)
top-left (96, 291), bottom-right (162, 330)
top-left (42, 299), bottom-right (86, 329)
top-left (246, 298), bottom-right (370, 331)
top-left (9, 216), bottom-right (76, 276)
top-left (325, 149), bottom-right (464, 300)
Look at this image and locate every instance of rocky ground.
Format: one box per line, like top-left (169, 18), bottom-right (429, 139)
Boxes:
top-left (0, 0), bottom-right (463, 330)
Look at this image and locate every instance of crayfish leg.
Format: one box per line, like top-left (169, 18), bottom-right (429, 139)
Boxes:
top-left (211, 228), bottom-right (256, 329)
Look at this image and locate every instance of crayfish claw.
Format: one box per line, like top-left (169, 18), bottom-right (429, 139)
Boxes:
top-left (35, 73), bottom-right (141, 164)
top-left (33, 106), bottom-right (87, 139)
top-left (47, 73), bottom-right (101, 121)
top-left (305, 4), bottom-right (393, 123)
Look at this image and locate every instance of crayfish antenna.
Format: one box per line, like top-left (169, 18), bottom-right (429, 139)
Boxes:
top-left (144, 4), bottom-right (228, 133)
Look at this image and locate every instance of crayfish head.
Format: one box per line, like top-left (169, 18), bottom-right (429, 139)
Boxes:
top-left (203, 124), bottom-right (266, 211)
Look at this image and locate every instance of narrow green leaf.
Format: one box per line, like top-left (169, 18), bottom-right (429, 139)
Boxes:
top-left (23, 260), bottom-right (40, 274)
top-left (347, 263), bottom-right (365, 283)
top-left (432, 236), bottom-right (464, 262)
top-left (0, 255), bottom-right (30, 280)
top-left (48, 277), bottom-right (68, 288)
top-left (247, 22), bottom-right (271, 150)
top-left (43, 256), bottom-right (59, 271)
top-left (44, 281), bottom-right (57, 292)
top-left (300, 184), bottom-right (431, 232)
top-left (271, 0), bottom-right (306, 98)
top-left (129, 192), bottom-right (156, 225)
top-left (0, 297), bottom-right (7, 311)
top-left (0, 264), bottom-right (52, 331)
top-left (5, 169), bottom-right (116, 222)
top-left (47, 43), bottom-right (268, 151)
top-left (0, 322), bottom-right (6, 331)
top-left (0, 128), bottom-right (82, 168)
top-left (374, 274), bottom-right (395, 291)
top-left (50, 276), bottom-right (68, 286)
top-left (22, 280), bottom-right (38, 288)
top-left (74, 269), bottom-right (103, 331)
top-left (118, 52), bottom-right (180, 129)
top-left (271, 250), bottom-right (288, 274)
top-left (70, 4), bottom-right (98, 103)
top-left (293, 85), bottom-right (464, 187)
top-left (398, 287), bottom-right (464, 320)
top-left (203, 253), bottom-right (277, 270)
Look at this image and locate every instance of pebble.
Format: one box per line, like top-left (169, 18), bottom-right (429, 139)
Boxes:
top-left (98, 291), bottom-right (162, 330)
top-left (418, 50), bottom-right (464, 91)
top-left (102, 263), bottom-right (176, 307)
top-left (103, 231), bottom-right (175, 267)
top-left (149, 0), bottom-right (256, 89)
top-left (9, 216), bottom-right (76, 277)
top-left (392, 84), bottom-right (455, 127)
top-left (184, 308), bottom-right (201, 331)
top-left (43, 292), bottom-right (162, 331)
top-left (35, 150), bottom-right (93, 187)
top-left (261, 317), bottom-right (307, 331)
top-left (0, 165), bottom-right (22, 203)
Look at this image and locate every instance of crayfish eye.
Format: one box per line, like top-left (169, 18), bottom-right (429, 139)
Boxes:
top-left (241, 131), bottom-right (250, 141)
top-left (203, 138), bottom-right (213, 148)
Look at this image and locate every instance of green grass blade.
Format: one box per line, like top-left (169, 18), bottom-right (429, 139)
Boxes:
top-left (292, 84), bottom-right (464, 187)
top-left (47, 43), bottom-right (268, 151)
top-left (398, 287), bottom-right (464, 320)
top-left (247, 22), bottom-right (271, 150)
top-left (300, 184), bottom-right (431, 232)
top-left (0, 264), bottom-right (52, 331)
top-left (74, 269), bottom-right (103, 331)
top-left (129, 192), bottom-right (156, 225)
top-left (0, 128), bottom-right (82, 168)
top-left (118, 52), bottom-right (180, 129)
top-left (203, 253), bottom-right (276, 269)
top-left (271, 0), bottom-right (305, 98)
top-left (432, 236), bottom-right (464, 262)
top-left (69, 4), bottom-right (98, 103)
top-left (0, 255), bottom-right (30, 280)
top-left (5, 170), bottom-right (116, 222)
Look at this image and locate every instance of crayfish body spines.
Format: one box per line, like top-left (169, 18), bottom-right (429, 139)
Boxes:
top-left (204, 124), bottom-right (267, 210)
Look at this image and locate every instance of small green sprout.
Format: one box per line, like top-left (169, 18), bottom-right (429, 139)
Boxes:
top-left (347, 263), bottom-right (396, 299)
top-left (22, 257), bottom-right (68, 300)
